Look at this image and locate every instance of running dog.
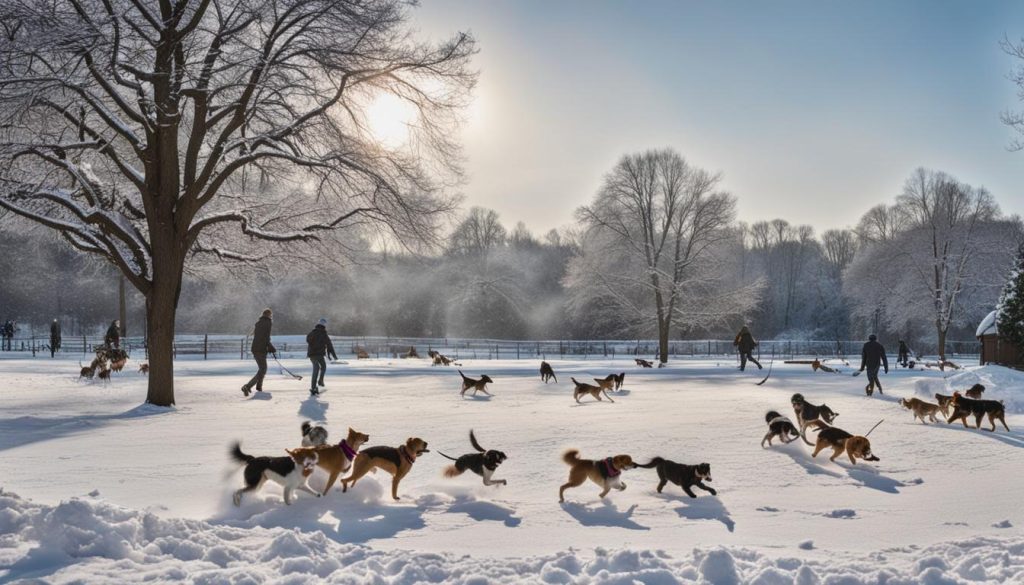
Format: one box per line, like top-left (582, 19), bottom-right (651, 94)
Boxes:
top-left (439, 430), bottom-right (508, 486)
top-left (613, 372), bottom-right (626, 391)
top-left (761, 410), bottom-right (800, 446)
top-left (934, 393), bottom-right (954, 417)
top-left (594, 374), bottom-right (617, 392)
top-left (138, 362), bottom-right (149, 375)
top-left (635, 358), bottom-right (654, 368)
top-left (791, 393), bottom-right (839, 445)
top-left (558, 449), bottom-right (636, 502)
top-left (459, 371), bottom-right (494, 396)
top-left (540, 361), bottom-right (557, 383)
top-left (571, 377), bottom-right (615, 403)
top-left (948, 392), bottom-right (1010, 432)
top-left (899, 397), bottom-right (941, 424)
top-left (807, 421), bottom-right (879, 464)
top-left (301, 421), bottom-right (329, 447)
top-left (340, 437), bottom-right (430, 501)
top-left (964, 384), bottom-right (986, 399)
top-left (314, 427), bottom-right (370, 495)
top-left (79, 361), bottom-right (96, 379)
top-left (231, 443), bottom-right (321, 505)
top-left (636, 458), bottom-right (716, 498)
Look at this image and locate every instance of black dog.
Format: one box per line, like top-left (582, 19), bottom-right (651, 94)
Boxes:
top-left (613, 372), bottom-right (626, 391)
top-left (438, 430), bottom-right (508, 486)
top-left (948, 391), bottom-right (1010, 432)
top-left (761, 410), bottom-right (800, 447)
top-left (791, 393), bottom-right (839, 445)
top-left (637, 457), bottom-right (716, 498)
top-left (540, 361), bottom-right (557, 383)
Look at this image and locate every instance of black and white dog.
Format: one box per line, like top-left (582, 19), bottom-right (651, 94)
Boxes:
top-left (301, 421), bottom-right (329, 447)
top-left (439, 430), bottom-right (508, 486)
top-left (791, 393), bottom-right (839, 446)
top-left (231, 443), bottom-right (321, 506)
top-left (761, 410), bottom-right (800, 447)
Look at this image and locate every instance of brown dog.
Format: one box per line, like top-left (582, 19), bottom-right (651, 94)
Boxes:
top-left (96, 366), bottom-right (112, 382)
top-left (964, 384), bottom-right (985, 399)
top-left (138, 363), bottom-right (149, 375)
top-left (934, 393), bottom-right (954, 417)
top-left (594, 374), bottom-right (616, 393)
top-left (948, 392), bottom-right (1009, 432)
top-left (635, 358), bottom-right (653, 368)
top-left (899, 397), bottom-right (941, 423)
top-left (558, 449), bottom-right (636, 502)
top-left (459, 371), bottom-right (493, 396)
top-left (314, 427), bottom-right (371, 495)
top-left (571, 377), bottom-right (614, 403)
top-left (807, 421), bottom-right (879, 464)
top-left (111, 358), bottom-right (127, 373)
top-left (340, 437), bottom-right (429, 501)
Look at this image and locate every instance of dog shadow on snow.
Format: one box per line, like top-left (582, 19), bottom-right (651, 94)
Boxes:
top-left (0, 403), bottom-right (173, 453)
top-left (419, 491), bottom-right (522, 527)
top-left (560, 501), bottom-right (649, 530)
top-left (661, 493), bottom-right (736, 532)
top-left (775, 442), bottom-right (905, 494)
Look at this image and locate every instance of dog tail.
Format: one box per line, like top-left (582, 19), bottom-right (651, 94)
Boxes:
top-left (443, 465), bottom-right (463, 478)
top-left (469, 430), bottom-right (485, 453)
top-left (437, 451), bottom-right (460, 462)
top-left (230, 442), bottom-right (254, 464)
top-left (552, 373), bottom-right (557, 383)
top-left (570, 377), bottom-right (580, 386)
top-left (458, 369), bottom-right (468, 380)
top-left (806, 420), bottom-right (829, 432)
top-left (562, 449), bottom-right (581, 465)
top-left (301, 421), bottom-right (312, 437)
top-left (636, 457), bottom-right (664, 469)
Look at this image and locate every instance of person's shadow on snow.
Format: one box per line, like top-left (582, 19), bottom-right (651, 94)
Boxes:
top-left (663, 493), bottom-right (736, 532)
top-left (297, 395), bottom-right (328, 421)
top-left (560, 501), bottom-right (649, 530)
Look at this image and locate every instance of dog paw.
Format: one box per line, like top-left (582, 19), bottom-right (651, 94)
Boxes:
top-left (709, 489), bottom-right (718, 496)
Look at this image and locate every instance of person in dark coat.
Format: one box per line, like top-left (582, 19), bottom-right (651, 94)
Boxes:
top-left (306, 318), bottom-right (338, 395)
top-left (897, 340), bottom-right (910, 367)
top-left (733, 325), bottom-right (762, 371)
top-left (1, 320), bottom-right (12, 351)
top-left (859, 334), bottom-right (889, 396)
top-left (242, 309), bottom-right (277, 397)
top-left (104, 320), bottom-right (121, 349)
top-left (50, 319), bottom-right (61, 358)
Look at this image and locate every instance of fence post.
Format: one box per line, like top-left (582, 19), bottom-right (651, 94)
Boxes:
top-left (240, 338), bottom-right (244, 360)
top-left (517, 343), bottom-right (520, 360)
top-left (204, 334), bottom-right (209, 360)
top-left (83, 335), bottom-right (87, 356)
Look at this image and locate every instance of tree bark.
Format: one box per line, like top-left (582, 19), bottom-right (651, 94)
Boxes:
top-left (936, 325), bottom-right (947, 369)
top-left (658, 323), bottom-right (670, 364)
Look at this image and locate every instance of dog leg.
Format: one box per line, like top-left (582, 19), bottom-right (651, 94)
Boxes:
top-left (695, 481), bottom-right (716, 496)
top-left (811, 442), bottom-right (825, 458)
top-left (322, 471), bottom-right (341, 496)
top-left (761, 432), bottom-right (772, 448)
top-left (559, 480), bottom-right (583, 503)
top-left (683, 486), bottom-right (698, 498)
top-left (848, 451), bottom-right (858, 465)
top-left (656, 477), bottom-right (668, 493)
top-left (829, 446), bottom-right (844, 462)
top-left (283, 487), bottom-right (293, 505)
top-left (297, 483), bottom-right (321, 498)
top-left (390, 477), bottom-right (402, 501)
top-left (602, 390), bottom-right (615, 403)
top-left (975, 412), bottom-right (984, 429)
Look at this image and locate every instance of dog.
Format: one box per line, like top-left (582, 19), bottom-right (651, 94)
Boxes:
top-left (110, 358), bottom-right (127, 373)
top-left (594, 374), bottom-right (617, 392)
top-left (965, 384), bottom-right (986, 399)
top-left (403, 346), bottom-right (419, 359)
top-left (571, 377), bottom-right (614, 403)
top-left (558, 449), bottom-right (636, 502)
top-left (313, 427), bottom-right (370, 495)
top-left (540, 361), bottom-right (557, 383)
top-left (79, 361), bottom-right (96, 379)
top-left (138, 362), bottom-right (149, 375)
top-left (948, 391), bottom-right (1009, 432)
top-left (806, 421), bottom-right (879, 464)
top-left (340, 437), bottom-right (429, 501)
top-left (355, 347), bottom-right (370, 359)
top-left (636, 458), bottom-right (716, 498)
top-left (439, 430), bottom-right (508, 486)
top-left (230, 443), bottom-right (321, 505)
top-left (899, 397), bottom-right (941, 424)
top-left (434, 354), bottom-right (453, 366)
top-left (761, 410), bottom-right (800, 447)
top-left (459, 370), bottom-right (493, 396)
top-left (791, 393), bottom-right (838, 445)
top-left (934, 393), bottom-right (954, 417)
top-left (635, 358), bottom-right (653, 368)
top-left (96, 366), bottom-right (112, 382)
top-left (811, 359), bottom-right (837, 373)
top-left (613, 372), bottom-right (626, 391)
top-left (301, 421), bottom-right (329, 447)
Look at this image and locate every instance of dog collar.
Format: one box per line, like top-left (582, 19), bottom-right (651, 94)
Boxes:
top-left (339, 440), bottom-right (359, 460)
top-left (603, 457), bottom-right (621, 478)
top-left (400, 445), bottom-right (416, 464)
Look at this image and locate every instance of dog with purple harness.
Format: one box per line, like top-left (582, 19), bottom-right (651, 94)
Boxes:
top-left (559, 449), bottom-right (637, 502)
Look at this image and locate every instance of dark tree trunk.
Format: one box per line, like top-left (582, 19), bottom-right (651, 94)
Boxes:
top-left (658, 324), bottom-right (669, 364)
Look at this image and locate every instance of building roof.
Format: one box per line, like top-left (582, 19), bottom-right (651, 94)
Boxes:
top-left (977, 310), bottom-right (998, 338)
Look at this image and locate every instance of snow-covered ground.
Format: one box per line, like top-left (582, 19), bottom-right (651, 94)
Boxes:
top-left (1, 354), bottom-right (1023, 583)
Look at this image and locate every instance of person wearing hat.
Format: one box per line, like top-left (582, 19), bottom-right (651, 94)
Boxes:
top-left (242, 308), bottom-right (277, 397)
top-left (859, 334), bottom-right (888, 396)
top-left (50, 318), bottom-right (62, 358)
top-left (306, 318), bottom-right (338, 395)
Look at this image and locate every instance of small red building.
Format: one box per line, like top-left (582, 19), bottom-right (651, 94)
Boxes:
top-left (977, 310), bottom-right (1024, 367)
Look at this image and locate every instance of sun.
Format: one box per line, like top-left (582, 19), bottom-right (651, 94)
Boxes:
top-left (365, 93), bottom-right (417, 148)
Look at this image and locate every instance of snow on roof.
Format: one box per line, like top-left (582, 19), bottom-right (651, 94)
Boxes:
top-left (977, 310), bottom-right (998, 338)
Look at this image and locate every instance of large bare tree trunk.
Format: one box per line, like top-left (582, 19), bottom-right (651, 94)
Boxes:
top-left (658, 321), bottom-right (670, 364)
top-left (145, 288), bottom-right (178, 407)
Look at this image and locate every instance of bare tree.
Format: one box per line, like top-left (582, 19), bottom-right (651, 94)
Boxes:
top-left (821, 229), bottom-right (858, 279)
top-left (571, 148), bottom-right (757, 363)
top-left (448, 207), bottom-right (507, 255)
top-left (0, 0), bottom-right (475, 405)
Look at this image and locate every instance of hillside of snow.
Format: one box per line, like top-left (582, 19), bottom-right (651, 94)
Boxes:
top-left (1, 355), bottom-right (1023, 583)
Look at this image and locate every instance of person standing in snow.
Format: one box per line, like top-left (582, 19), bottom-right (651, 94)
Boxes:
top-left (242, 309), bottom-right (277, 397)
top-left (859, 334), bottom-right (888, 396)
top-left (733, 325), bottom-right (762, 371)
top-left (306, 318), bottom-right (338, 395)
top-left (104, 319), bottom-right (121, 349)
top-left (50, 319), bottom-right (61, 358)
top-left (1, 320), bottom-right (11, 351)
top-left (897, 340), bottom-right (910, 367)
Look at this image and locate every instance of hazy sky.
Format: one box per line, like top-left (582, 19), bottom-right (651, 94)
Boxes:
top-left (413, 0), bottom-right (1024, 236)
